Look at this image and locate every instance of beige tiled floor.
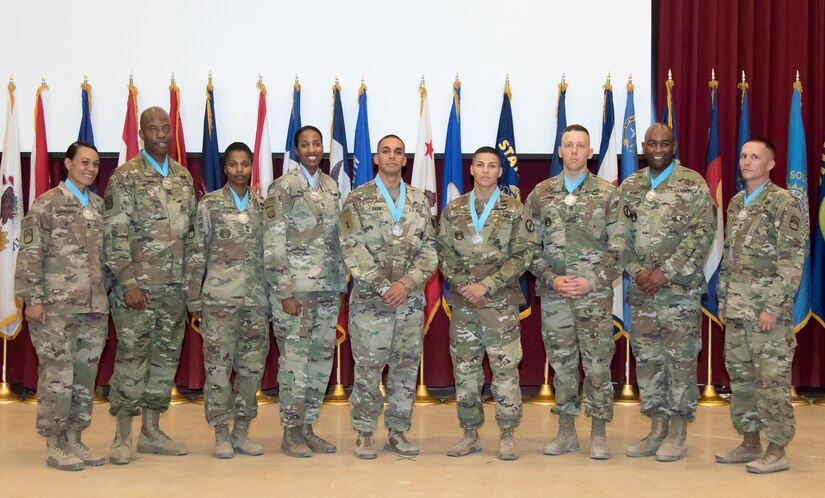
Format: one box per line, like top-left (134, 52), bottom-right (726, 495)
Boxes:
top-left (2, 398), bottom-right (824, 497)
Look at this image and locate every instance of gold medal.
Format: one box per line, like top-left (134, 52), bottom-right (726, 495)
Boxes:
top-left (162, 177), bottom-right (173, 190)
top-left (238, 212), bottom-right (249, 225)
top-left (645, 189), bottom-right (657, 201)
top-left (82, 206), bottom-right (96, 220)
top-left (564, 193), bottom-right (577, 206)
top-left (392, 223), bottom-right (403, 236)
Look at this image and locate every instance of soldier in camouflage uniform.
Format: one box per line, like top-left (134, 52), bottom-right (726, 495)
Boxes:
top-left (619, 123), bottom-right (716, 462)
top-left (186, 142), bottom-right (269, 459)
top-left (437, 146), bottom-right (534, 461)
top-left (339, 134), bottom-right (438, 459)
top-left (524, 125), bottom-right (624, 460)
top-left (15, 142), bottom-right (108, 471)
top-left (104, 107), bottom-right (196, 464)
top-left (264, 126), bottom-right (345, 458)
top-left (715, 138), bottom-right (804, 474)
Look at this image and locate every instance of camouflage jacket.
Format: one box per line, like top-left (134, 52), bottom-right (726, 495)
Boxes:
top-left (718, 182), bottom-right (805, 321)
top-left (437, 190), bottom-right (534, 307)
top-left (525, 171), bottom-right (624, 298)
top-left (185, 185), bottom-right (268, 311)
top-left (104, 153), bottom-right (196, 289)
top-left (264, 167), bottom-right (345, 304)
top-left (618, 162), bottom-right (716, 295)
top-left (15, 183), bottom-right (108, 314)
top-left (339, 179), bottom-right (438, 301)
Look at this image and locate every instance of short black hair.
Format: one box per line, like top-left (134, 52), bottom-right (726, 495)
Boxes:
top-left (745, 137), bottom-right (776, 159)
top-left (472, 146), bottom-right (500, 164)
top-left (293, 125), bottom-right (323, 147)
top-left (376, 134), bottom-right (405, 152)
top-left (563, 124), bottom-right (589, 137)
top-left (224, 142), bottom-right (253, 162)
top-left (65, 140), bottom-right (98, 160)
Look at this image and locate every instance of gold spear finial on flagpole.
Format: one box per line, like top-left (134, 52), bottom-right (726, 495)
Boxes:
top-left (741, 70), bottom-right (746, 83)
top-left (171, 71), bottom-right (176, 85)
top-left (455, 72), bottom-right (460, 83)
top-left (258, 73), bottom-right (263, 84)
top-left (361, 76), bottom-right (365, 86)
top-left (668, 68), bottom-right (673, 82)
top-left (9, 74), bottom-right (13, 85)
top-left (83, 72), bottom-right (88, 84)
top-left (711, 68), bottom-right (716, 82)
top-left (129, 71), bottom-right (133, 86)
top-left (420, 73), bottom-right (426, 88)
top-left (505, 73), bottom-right (510, 87)
top-left (561, 71), bottom-right (566, 84)
top-left (208, 70), bottom-right (213, 86)
top-left (41, 76), bottom-right (46, 87)
top-left (628, 73), bottom-right (633, 84)
top-left (335, 75), bottom-right (339, 85)
top-left (795, 70), bottom-right (800, 82)
top-left (607, 71), bottom-right (611, 84)
top-left (295, 73), bottom-right (300, 85)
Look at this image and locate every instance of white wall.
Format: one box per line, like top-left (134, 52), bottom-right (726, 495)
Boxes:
top-left (0, 0), bottom-right (651, 155)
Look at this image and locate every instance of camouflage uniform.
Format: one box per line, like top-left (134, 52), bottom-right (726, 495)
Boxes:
top-left (339, 180), bottom-right (438, 433)
top-left (618, 161), bottom-right (716, 421)
top-left (264, 168), bottom-right (345, 428)
top-left (15, 183), bottom-right (108, 437)
top-left (525, 171), bottom-right (624, 421)
top-left (185, 185), bottom-right (269, 427)
top-left (437, 191), bottom-right (534, 430)
top-left (718, 182), bottom-right (804, 446)
top-left (104, 153), bottom-right (196, 416)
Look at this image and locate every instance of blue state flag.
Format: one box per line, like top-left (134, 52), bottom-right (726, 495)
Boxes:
top-left (701, 79), bottom-right (724, 324)
top-left (202, 83), bottom-right (221, 192)
top-left (549, 80), bottom-right (568, 177)
top-left (660, 74), bottom-right (680, 160)
top-left (812, 140), bottom-right (825, 326)
top-left (78, 81), bottom-right (96, 192)
top-left (442, 80), bottom-right (463, 210)
top-left (618, 81), bottom-right (639, 334)
top-left (495, 82), bottom-right (531, 320)
top-left (283, 82), bottom-right (302, 173)
top-left (735, 78), bottom-right (750, 194)
top-left (352, 83), bottom-right (373, 188)
top-left (786, 80), bottom-right (811, 332)
top-left (329, 82), bottom-right (351, 206)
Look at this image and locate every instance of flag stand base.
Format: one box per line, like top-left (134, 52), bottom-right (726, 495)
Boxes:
top-left (169, 386), bottom-right (190, 405)
top-left (698, 384), bottom-right (728, 406)
top-left (525, 384), bottom-right (556, 406)
top-left (812, 397), bottom-right (825, 407)
top-left (614, 383), bottom-right (640, 405)
top-left (414, 384), bottom-right (441, 406)
top-left (255, 388), bottom-right (276, 405)
top-left (0, 382), bottom-right (21, 404)
top-left (323, 384), bottom-right (349, 406)
top-left (791, 386), bottom-right (809, 406)
top-left (92, 386), bottom-right (108, 405)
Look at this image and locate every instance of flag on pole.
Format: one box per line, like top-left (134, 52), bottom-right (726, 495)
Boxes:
top-left (29, 81), bottom-right (50, 208)
top-left (549, 76), bottom-right (568, 177)
top-left (440, 77), bottom-right (464, 315)
top-left (701, 73), bottom-right (723, 325)
top-left (169, 76), bottom-right (187, 168)
top-left (283, 79), bottom-right (302, 174)
top-left (411, 79), bottom-right (441, 332)
top-left (597, 77), bottom-right (618, 185)
top-left (352, 81), bottom-right (373, 188)
top-left (200, 76), bottom-right (220, 194)
top-left (661, 69), bottom-right (680, 160)
top-left (616, 78), bottom-right (640, 335)
top-left (329, 80), bottom-right (351, 207)
top-left (118, 77), bottom-right (139, 167)
top-left (812, 140), bottom-right (825, 326)
top-left (252, 77), bottom-right (273, 196)
top-left (786, 75), bottom-right (811, 332)
top-left (0, 81), bottom-right (23, 339)
top-left (78, 79), bottom-right (94, 145)
top-left (735, 73), bottom-right (750, 194)
top-left (496, 78), bottom-right (532, 320)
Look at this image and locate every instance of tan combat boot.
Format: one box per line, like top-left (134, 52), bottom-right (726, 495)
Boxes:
top-left (544, 414), bottom-right (580, 455)
top-left (66, 431), bottom-right (105, 466)
top-left (109, 414), bottom-right (133, 465)
top-left (498, 427), bottom-right (519, 461)
top-left (655, 415), bottom-right (688, 462)
top-left (137, 408), bottom-right (188, 456)
top-left (354, 431), bottom-right (377, 459)
top-left (447, 428), bottom-right (482, 457)
top-left (385, 429), bottom-right (419, 456)
top-left (46, 435), bottom-right (84, 471)
top-left (232, 419), bottom-right (264, 456)
top-left (281, 426), bottom-right (311, 457)
top-left (303, 424), bottom-right (336, 453)
top-left (214, 424), bottom-right (234, 459)
top-left (715, 431), bottom-right (762, 464)
top-left (590, 418), bottom-right (610, 460)
top-left (626, 413), bottom-right (669, 457)
top-left (746, 442), bottom-right (790, 474)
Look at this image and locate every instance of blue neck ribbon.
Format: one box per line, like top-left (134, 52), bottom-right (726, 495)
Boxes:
top-left (229, 187), bottom-right (249, 212)
top-left (649, 162), bottom-right (675, 189)
top-left (300, 165), bottom-right (319, 188)
top-left (744, 181), bottom-right (769, 207)
top-left (64, 178), bottom-right (89, 207)
top-left (563, 172), bottom-right (587, 194)
top-left (470, 189), bottom-right (501, 233)
top-left (374, 175), bottom-right (406, 222)
top-left (142, 150), bottom-right (169, 177)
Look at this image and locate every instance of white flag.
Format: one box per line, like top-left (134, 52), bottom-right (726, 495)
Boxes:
top-left (411, 83), bottom-right (437, 215)
top-left (0, 84), bottom-right (23, 338)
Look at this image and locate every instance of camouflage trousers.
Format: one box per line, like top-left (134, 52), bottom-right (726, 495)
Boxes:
top-left (349, 292), bottom-right (423, 433)
top-left (541, 292), bottom-right (615, 421)
top-left (629, 289), bottom-right (701, 421)
top-left (272, 291), bottom-right (339, 428)
top-left (29, 312), bottom-right (107, 437)
top-left (725, 318), bottom-right (796, 446)
top-left (450, 304), bottom-right (523, 430)
top-left (108, 284), bottom-right (186, 416)
top-left (201, 305), bottom-right (269, 427)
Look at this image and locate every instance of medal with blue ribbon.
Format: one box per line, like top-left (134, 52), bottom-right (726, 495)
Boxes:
top-left (563, 172), bottom-right (587, 206)
top-left (375, 174), bottom-right (406, 236)
top-left (142, 150), bottom-right (173, 190)
top-left (66, 178), bottom-right (96, 220)
top-left (470, 189), bottom-right (500, 245)
top-left (230, 187), bottom-right (250, 224)
top-left (647, 162), bottom-right (675, 201)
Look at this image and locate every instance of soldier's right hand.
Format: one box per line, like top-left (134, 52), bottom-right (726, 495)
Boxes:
top-left (124, 288), bottom-right (149, 310)
top-left (24, 303), bottom-right (46, 324)
top-left (282, 297), bottom-right (303, 316)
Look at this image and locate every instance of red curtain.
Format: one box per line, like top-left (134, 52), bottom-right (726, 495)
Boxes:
top-left (656, 0), bottom-right (825, 387)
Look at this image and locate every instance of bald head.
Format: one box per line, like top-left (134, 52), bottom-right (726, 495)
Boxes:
top-left (642, 122), bottom-right (675, 172)
top-left (139, 106), bottom-right (172, 160)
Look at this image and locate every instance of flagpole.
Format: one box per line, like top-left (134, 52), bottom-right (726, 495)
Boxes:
top-left (615, 332), bottom-right (639, 404)
top-left (525, 359), bottom-right (556, 406)
top-left (324, 294), bottom-right (350, 405)
top-left (0, 338), bottom-right (21, 403)
top-left (698, 315), bottom-right (726, 406)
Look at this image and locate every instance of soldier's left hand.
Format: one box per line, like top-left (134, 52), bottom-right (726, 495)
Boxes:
top-left (640, 268), bottom-right (667, 294)
top-left (758, 311), bottom-right (777, 331)
top-left (383, 281), bottom-right (411, 308)
top-left (460, 283), bottom-right (489, 306)
top-left (562, 277), bottom-right (592, 298)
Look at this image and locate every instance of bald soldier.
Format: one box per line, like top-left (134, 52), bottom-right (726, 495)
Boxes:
top-left (715, 138), bottom-right (805, 474)
top-left (104, 107), bottom-right (196, 464)
top-left (525, 124), bottom-right (624, 459)
top-left (618, 123), bottom-right (715, 462)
